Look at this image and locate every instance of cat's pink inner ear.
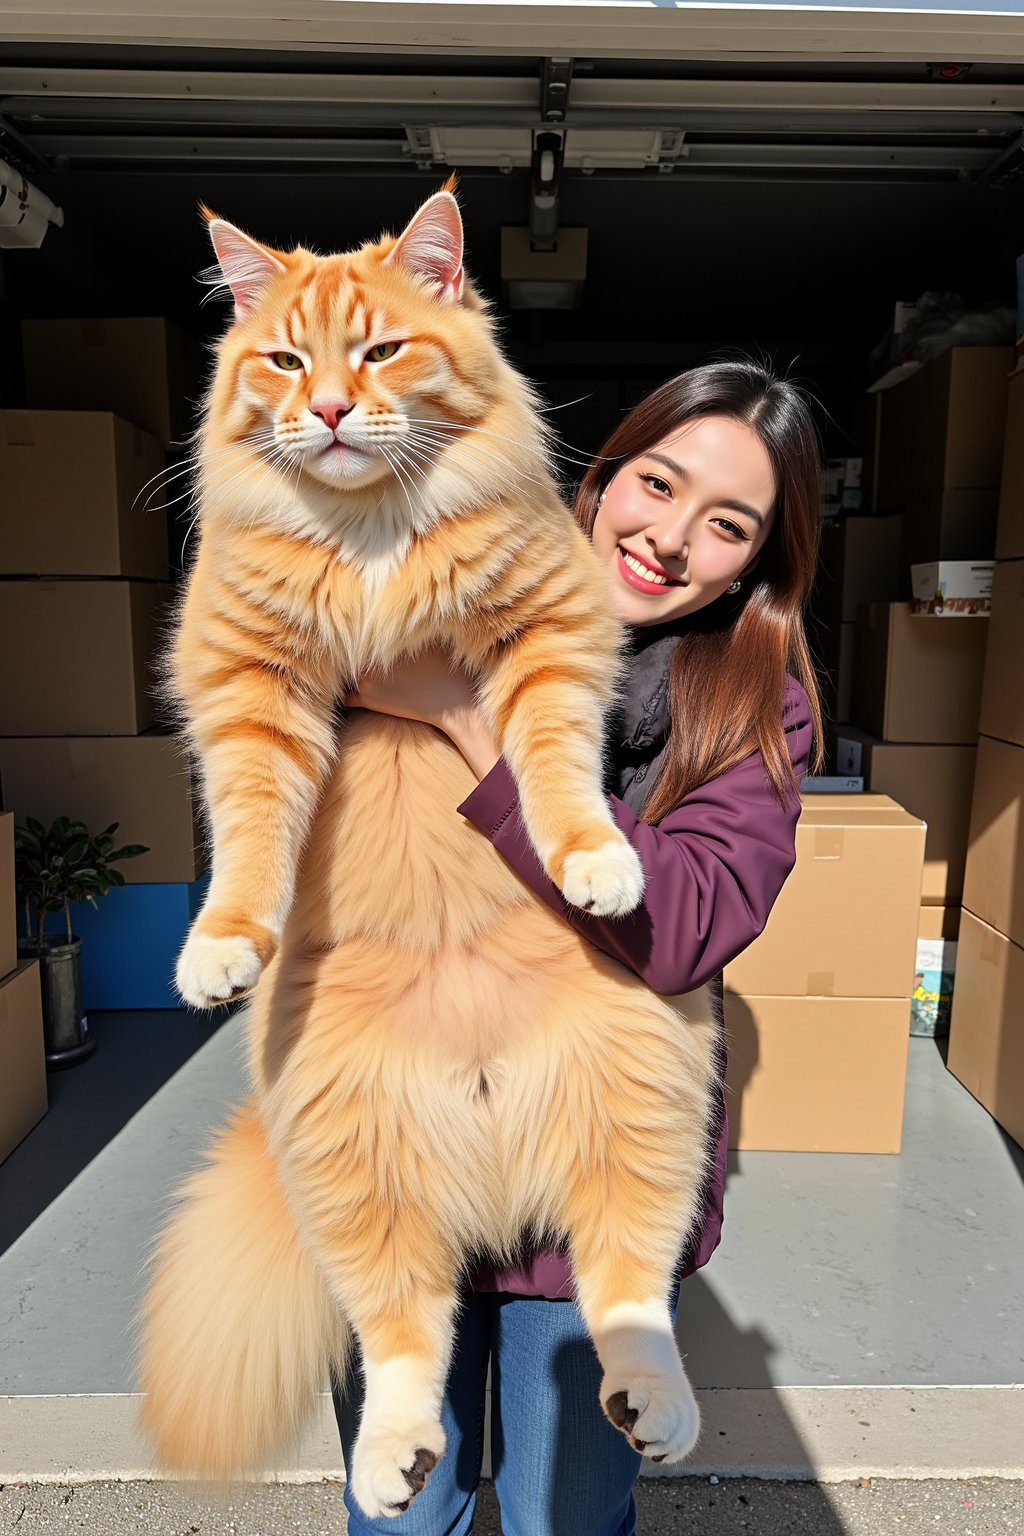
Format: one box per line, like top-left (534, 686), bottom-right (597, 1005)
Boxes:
top-left (208, 219), bottom-right (287, 319)
top-left (385, 192), bottom-right (465, 302)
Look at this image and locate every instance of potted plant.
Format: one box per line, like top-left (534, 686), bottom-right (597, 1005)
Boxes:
top-left (14, 816), bottom-right (148, 1068)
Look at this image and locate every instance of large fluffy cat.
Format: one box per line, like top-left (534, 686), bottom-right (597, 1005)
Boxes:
top-left (138, 189), bottom-right (719, 1518)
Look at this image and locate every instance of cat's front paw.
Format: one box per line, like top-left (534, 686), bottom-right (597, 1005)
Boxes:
top-left (560, 838), bottom-right (645, 918)
top-left (175, 930), bottom-right (264, 1009)
top-left (603, 1367), bottom-right (700, 1463)
top-left (349, 1417), bottom-right (446, 1519)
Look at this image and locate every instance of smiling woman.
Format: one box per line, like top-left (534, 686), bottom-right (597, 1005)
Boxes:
top-left (590, 415), bottom-right (777, 623)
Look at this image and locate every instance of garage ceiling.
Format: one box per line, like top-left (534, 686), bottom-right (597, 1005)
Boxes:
top-left (2, 35), bottom-right (1022, 448)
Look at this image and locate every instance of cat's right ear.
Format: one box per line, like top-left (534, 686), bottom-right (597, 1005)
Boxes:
top-left (202, 209), bottom-right (287, 320)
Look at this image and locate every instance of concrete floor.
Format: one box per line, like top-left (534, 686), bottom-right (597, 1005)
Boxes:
top-left (0, 1014), bottom-right (1022, 1482)
top-left (2, 1477), bottom-right (1023, 1536)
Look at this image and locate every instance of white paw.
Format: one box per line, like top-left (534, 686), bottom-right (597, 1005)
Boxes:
top-left (175, 931), bottom-right (263, 1009)
top-left (349, 1417), bottom-right (446, 1519)
top-left (560, 839), bottom-right (645, 918)
top-left (602, 1367), bottom-right (700, 1463)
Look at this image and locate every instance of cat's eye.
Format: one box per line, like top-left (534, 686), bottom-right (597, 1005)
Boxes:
top-left (366, 341), bottom-right (402, 363)
top-left (271, 352), bottom-right (304, 372)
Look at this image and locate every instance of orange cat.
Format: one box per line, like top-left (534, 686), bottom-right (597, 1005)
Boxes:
top-left (138, 189), bottom-right (719, 1518)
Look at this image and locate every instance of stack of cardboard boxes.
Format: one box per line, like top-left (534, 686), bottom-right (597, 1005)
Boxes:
top-left (0, 319), bottom-right (207, 1010)
top-left (0, 812), bottom-right (47, 1163)
top-left (723, 795), bottom-right (925, 1153)
top-left (822, 346), bottom-right (1012, 1037)
top-left (947, 370), bottom-right (1024, 1150)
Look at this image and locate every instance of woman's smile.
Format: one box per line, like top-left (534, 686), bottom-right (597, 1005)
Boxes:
top-left (616, 547), bottom-right (685, 593)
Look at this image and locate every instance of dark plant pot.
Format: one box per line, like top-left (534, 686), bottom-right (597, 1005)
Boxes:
top-left (17, 934), bottom-right (94, 1069)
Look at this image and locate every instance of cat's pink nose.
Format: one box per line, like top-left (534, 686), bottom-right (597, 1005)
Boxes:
top-left (312, 402), bottom-right (354, 431)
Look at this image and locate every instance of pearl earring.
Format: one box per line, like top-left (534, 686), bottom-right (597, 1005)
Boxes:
top-left (727, 579), bottom-right (741, 595)
top-left (598, 491), bottom-right (606, 506)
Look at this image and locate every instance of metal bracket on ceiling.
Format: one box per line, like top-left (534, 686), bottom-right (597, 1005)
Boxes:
top-left (976, 129), bottom-right (1024, 190)
top-left (541, 58), bottom-right (573, 125)
top-left (403, 125), bottom-right (436, 172)
top-left (657, 130), bottom-right (688, 174)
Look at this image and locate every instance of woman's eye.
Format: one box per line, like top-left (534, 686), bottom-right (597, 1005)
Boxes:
top-left (271, 352), bottom-right (303, 372)
top-left (367, 341), bottom-right (402, 363)
top-left (713, 517), bottom-right (746, 540)
top-left (640, 474), bottom-right (672, 496)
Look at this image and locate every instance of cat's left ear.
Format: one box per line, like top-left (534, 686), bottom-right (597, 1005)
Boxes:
top-left (385, 191), bottom-right (464, 304)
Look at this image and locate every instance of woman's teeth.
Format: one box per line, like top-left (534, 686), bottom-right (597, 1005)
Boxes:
top-left (622, 550), bottom-right (671, 585)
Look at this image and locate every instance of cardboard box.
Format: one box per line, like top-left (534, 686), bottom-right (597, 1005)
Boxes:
top-left (997, 369), bottom-right (1024, 562)
top-left (979, 558), bottom-right (1024, 749)
top-left (912, 907), bottom-right (959, 1038)
top-left (0, 579), bottom-right (168, 735)
top-left (875, 346), bottom-right (1012, 545)
top-left (809, 617), bottom-right (855, 730)
top-left (813, 514), bottom-right (903, 624)
top-left (724, 794), bottom-right (925, 999)
top-left (0, 962), bottom-right (47, 1165)
top-left (947, 910), bottom-right (1024, 1150)
top-left (0, 812), bottom-right (15, 981)
top-left (852, 602), bottom-right (988, 744)
top-left (21, 317), bottom-right (201, 449)
top-left (723, 992), bottom-right (910, 1153)
top-left (0, 733), bottom-right (206, 884)
top-left (801, 775), bottom-right (863, 793)
top-left (918, 904), bottom-right (961, 944)
top-left (833, 728), bottom-right (975, 903)
top-left (0, 411), bottom-right (168, 578)
top-left (73, 870), bottom-right (209, 1010)
top-left (910, 560), bottom-right (994, 617)
top-left (901, 487), bottom-right (1000, 573)
top-left (962, 735), bottom-right (1024, 950)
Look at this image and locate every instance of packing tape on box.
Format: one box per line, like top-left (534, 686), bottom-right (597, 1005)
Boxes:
top-left (813, 827), bottom-right (845, 860)
top-left (807, 971), bottom-right (836, 996)
top-left (4, 411), bottom-right (37, 447)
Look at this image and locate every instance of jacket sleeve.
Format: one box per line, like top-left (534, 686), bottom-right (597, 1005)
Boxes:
top-left (456, 679), bottom-right (813, 996)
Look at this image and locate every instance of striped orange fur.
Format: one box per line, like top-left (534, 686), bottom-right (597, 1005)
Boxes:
top-left (138, 192), bottom-right (719, 1517)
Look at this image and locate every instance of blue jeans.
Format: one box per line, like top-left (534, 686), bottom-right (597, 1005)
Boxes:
top-left (331, 1292), bottom-right (646, 1536)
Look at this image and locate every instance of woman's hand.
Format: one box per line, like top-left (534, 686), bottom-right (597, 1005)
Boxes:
top-left (344, 649), bottom-right (501, 781)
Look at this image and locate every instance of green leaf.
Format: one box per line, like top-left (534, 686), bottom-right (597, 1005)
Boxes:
top-left (111, 844), bottom-right (149, 861)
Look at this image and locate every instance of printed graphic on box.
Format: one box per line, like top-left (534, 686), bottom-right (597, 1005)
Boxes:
top-left (911, 936), bottom-right (958, 1037)
top-left (910, 561), bottom-right (994, 617)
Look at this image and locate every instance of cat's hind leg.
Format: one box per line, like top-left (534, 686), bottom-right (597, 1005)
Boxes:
top-left (300, 1183), bottom-right (461, 1519)
top-left (556, 990), bottom-right (720, 1464)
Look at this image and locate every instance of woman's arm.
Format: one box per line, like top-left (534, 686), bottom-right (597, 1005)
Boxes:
top-left (456, 679), bottom-right (813, 995)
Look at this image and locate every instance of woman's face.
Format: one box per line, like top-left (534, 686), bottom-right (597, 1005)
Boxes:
top-left (592, 414), bottom-right (777, 627)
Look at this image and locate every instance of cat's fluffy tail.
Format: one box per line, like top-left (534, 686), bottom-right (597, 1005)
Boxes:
top-left (138, 1100), bottom-right (348, 1477)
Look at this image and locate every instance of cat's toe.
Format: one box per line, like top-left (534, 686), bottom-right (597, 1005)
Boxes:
top-left (560, 840), bottom-right (645, 917)
top-left (602, 1369), bottom-right (700, 1463)
top-left (175, 932), bottom-right (263, 1009)
top-left (350, 1420), bottom-right (446, 1519)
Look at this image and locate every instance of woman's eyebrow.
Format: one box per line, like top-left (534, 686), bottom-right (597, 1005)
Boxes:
top-left (721, 499), bottom-right (765, 528)
top-left (647, 451), bottom-right (685, 480)
top-left (646, 452), bottom-right (766, 528)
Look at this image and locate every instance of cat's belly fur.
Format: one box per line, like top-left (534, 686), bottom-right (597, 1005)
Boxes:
top-left (242, 712), bottom-right (717, 1263)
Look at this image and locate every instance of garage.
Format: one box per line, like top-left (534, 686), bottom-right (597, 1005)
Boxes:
top-left (0, 0), bottom-right (1022, 1499)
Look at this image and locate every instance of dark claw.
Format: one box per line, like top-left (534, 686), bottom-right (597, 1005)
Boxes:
top-left (604, 1391), bottom-right (638, 1433)
top-left (387, 1501), bottom-right (411, 1514)
top-left (651, 1453), bottom-right (666, 1463)
top-left (402, 1447), bottom-right (439, 1495)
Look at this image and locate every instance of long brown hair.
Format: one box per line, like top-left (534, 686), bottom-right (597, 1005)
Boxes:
top-left (575, 361), bottom-right (824, 822)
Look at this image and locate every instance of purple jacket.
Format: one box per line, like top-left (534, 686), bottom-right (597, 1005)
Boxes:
top-left (458, 675), bottom-right (813, 1298)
